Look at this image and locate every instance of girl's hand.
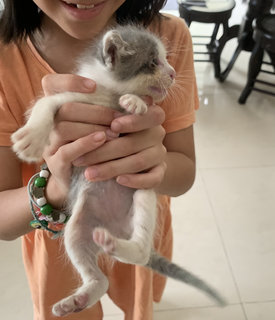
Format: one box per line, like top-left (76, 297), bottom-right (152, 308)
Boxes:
top-left (42, 73), bottom-right (96, 96)
top-left (41, 74), bottom-right (118, 207)
top-left (73, 105), bottom-right (167, 190)
top-left (41, 74), bottom-right (167, 206)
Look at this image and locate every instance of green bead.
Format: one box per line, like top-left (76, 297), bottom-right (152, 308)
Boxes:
top-left (34, 177), bottom-right (46, 188)
top-left (41, 203), bottom-right (53, 216)
top-left (30, 220), bottom-right (42, 229)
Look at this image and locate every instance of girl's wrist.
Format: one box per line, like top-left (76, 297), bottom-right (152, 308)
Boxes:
top-left (45, 175), bottom-right (68, 210)
top-left (27, 166), bottom-right (70, 237)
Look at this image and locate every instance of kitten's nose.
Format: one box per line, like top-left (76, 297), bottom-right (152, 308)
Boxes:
top-left (169, 69), bottom-right (176, 80)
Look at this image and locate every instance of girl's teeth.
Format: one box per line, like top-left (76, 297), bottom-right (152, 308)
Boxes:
top-left (76, 4), bottom-right (95, 9)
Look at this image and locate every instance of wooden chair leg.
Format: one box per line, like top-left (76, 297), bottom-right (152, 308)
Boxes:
top-left (239, 41), bottom-right (264, 104)
top-left (208, 24), bottom-right (221, 78)
top-left (214, 24), bottom-right (240, 80)
top-left (267, 51), bottom-right (275, 71)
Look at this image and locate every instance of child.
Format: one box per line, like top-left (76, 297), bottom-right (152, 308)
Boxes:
top-left (0, 1), bottom-right (199, 319)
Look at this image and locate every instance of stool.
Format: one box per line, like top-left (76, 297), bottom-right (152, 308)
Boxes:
top-left (178, 0), bottom-right (237, 78)
top-left (239, 14), bottom-right (275, 104)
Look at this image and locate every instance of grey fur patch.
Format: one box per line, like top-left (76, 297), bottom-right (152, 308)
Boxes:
top-left (103, 26), bottom-right (160, 80)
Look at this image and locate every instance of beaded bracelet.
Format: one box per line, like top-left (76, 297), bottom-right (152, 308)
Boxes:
top-left (28, 164), bottom-right (69, 238)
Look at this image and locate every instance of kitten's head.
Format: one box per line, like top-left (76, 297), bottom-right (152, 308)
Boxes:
top-left (100, 26), bottom-right (175, 102)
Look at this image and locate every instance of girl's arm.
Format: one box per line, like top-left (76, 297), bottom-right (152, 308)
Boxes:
top-left (0, 147), bottom-right (33, 240)
top-left (0, 131), bottom-right (107, 240)
top-left (158, 125), bottom-right (196, 196)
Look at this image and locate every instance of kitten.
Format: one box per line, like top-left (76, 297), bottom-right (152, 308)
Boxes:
top-left (12, 25), bottom-right (226, 316)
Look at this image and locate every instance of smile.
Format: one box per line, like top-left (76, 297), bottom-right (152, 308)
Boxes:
top-left (62, 1), bottom-right (96, 9)
top-left (60, 0), bottom-right (106, 20)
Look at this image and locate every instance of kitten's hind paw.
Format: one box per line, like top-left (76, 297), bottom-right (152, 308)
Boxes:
top-left (52, 279), bottom-right (109, 316)
top-left (11, 125), bottom-right (47, 162)
top-left (119, 94), bottom-right (148, 115)
top-left (93, 227), bottom-right (117, 254)
top-left (52, 293), bottom-right (89, 317)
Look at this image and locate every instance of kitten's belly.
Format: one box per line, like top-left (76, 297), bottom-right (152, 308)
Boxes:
top-left (86, 179), bottom-right (135, 219)
top-left (70, 168), bottom-right (135, 237)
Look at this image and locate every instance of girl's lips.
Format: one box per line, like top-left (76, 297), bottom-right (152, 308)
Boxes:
top-left (60, 1), bottom-right (106, 20)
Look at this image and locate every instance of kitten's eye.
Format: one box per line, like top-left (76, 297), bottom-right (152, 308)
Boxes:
top-left (150, 59), bottom-right (159, 68)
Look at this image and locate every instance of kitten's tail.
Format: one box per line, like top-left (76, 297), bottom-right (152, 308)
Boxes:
top-left (146, 251), bottom-right (226, 307)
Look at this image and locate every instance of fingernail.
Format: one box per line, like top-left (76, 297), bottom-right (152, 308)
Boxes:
top-left (86, 168), bottom-right (98, 180)
top-left (116, 176), bottom-right (128, 185)
top-left (83, 79), bottom-right (96, 90)
top-left (106, 129), bottom-right (119, 139)
top-left (111, 120), bottom-right (122, 132)
top-left (92, 131), bottom-right (106, 142)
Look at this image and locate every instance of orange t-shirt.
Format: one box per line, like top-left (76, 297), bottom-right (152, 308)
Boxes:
top-left (0, 14), bottom-right (199, 320)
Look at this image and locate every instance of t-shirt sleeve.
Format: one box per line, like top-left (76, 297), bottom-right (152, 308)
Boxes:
top-left (0, 83), bottom-right (20, 146)
top-left (156, 16), bottom-right (199, 133)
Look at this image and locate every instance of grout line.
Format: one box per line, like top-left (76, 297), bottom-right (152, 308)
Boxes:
top-left (197, 163), bottom-right (275, 170)
top-left (243, 299), bottom-right (275, 305)
top-left (199, 168), bottom-right (249, 320)
top-left (154, 302), bottom-right (243, 313)
top-left (197, 164), bottom-right (275, 171)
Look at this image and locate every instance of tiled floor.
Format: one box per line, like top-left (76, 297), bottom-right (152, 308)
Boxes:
top-left (1, 6), bottom-right (275, 320)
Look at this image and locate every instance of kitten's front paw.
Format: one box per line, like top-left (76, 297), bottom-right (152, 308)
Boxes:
top-left (119, 94), bottom-right (148, 115)
top-left (93, 228), bottom-right (117, 254)
top-left (11, 125), bottom-right (47, 162)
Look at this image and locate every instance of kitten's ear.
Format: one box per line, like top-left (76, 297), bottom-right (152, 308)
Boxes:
top-left (102, 30), bottom-right (135, 69)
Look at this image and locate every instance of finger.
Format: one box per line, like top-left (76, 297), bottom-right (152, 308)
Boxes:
top-left (47, 120), bottom-right (118, 156)
top-left (51, 132), bottom-right (107, 168)
top-left (42, 74), bottom-right (96, 96)
top-left (111, 105), bottom-right (165, 133)
top-left (73, 128), bottom-right (163, 167)
top-left (83, 144), bottom-right (166, 182)
top-left (55, 102), bottom-right (116, 125)
top-left (116, 162), bottom-right (167, 189)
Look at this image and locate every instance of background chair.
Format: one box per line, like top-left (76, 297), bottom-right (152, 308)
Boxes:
top-left (219, 0), bottom-right (274, 82)
top-left (238, 14), bottom-right (275, 104)
top-left (178, 0), bottom-right (237, 78)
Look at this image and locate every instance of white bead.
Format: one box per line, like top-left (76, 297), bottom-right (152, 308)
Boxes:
top-left (40, 169), bottom-right (50, 179)
top-left (58, 213), bottom-right (67, 223)
top-left (37, 197), bottom-right (47, 206)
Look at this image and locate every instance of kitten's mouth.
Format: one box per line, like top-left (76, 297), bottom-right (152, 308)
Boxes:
top-left (149, 86), bottom-right (167, 96)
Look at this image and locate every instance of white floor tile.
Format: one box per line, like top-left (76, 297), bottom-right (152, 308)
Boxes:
top-left (104, 314), bottom-right (124, 320)
top-left (155, 172), bottom-right (240, 310)
top-left (194, 58), bottom-right (275, 169)
top-left (201, 167), bottom-right (275, 302)
top-left (0, 239), bottom-right (33, 319)
top-left (101, 294), bottom-right (124, 317)
top-left (244, 301), bottom-right (275, 320)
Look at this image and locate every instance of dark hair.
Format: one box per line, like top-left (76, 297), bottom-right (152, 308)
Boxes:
top-left (0, 0), bottom-right (167, 43)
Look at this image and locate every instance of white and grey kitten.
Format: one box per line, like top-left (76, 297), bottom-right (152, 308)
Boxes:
top-left (12, 25), bottom-right (225, 316)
